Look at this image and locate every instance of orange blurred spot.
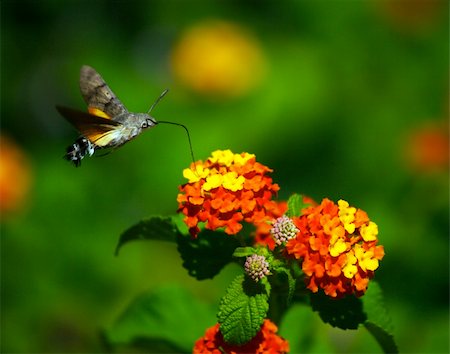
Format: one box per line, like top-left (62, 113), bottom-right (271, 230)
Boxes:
top-left (0, 136), bottom-right (32, 213)
top-left (405, 121), bottom-right (449, 173)
top-left (374, 0), bottom-right (445, 33)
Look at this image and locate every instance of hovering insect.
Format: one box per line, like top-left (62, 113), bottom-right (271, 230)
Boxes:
top-left (57, 65), bottom-right (194, 167)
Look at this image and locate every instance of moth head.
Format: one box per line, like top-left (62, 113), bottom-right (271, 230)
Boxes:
top-left (141, 116), bottom-right (157, 129)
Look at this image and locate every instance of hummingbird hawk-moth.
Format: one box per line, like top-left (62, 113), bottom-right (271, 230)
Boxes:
top-left (57, 65), bottom-right (194, 167)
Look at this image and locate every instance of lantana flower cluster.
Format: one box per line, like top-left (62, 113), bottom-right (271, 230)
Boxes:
top-left (193, 319), bottom-right (289, 354)
top-left (284, 198), bottom-right (385, 298)
top-left (177, 150), bottom-right (283, 237)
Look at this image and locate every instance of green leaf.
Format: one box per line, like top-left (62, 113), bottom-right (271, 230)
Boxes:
top-left (218, 274), bottom-right (270, 345)
top-left (177, 229), bottom-right (240, 280)
top-left (104, 285), bottom-right (215, 352)
top-left (363, 282), bottom-right (398, 353)
top-left (286, 194), bottom-right (308, 217)
top-left (310, 291), bottom-right (366, 330)
top-left (233, 247), bottom-right (258, 258)
top-left (115, 216), bottom-right (181, 255)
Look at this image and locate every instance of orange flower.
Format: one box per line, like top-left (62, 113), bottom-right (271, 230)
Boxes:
top-left (193, 319), bottom-right (289, 354)
top-left (178, 150), bottom-right (280, 238)
top-left (285, 198), bottom-right (384, 298)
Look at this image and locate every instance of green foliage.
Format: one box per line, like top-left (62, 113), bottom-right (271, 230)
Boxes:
top-left (217, 274), bottom-right (270, 345)
top-left (115, 216), bottom-right (181, 255)
top-left (104, 285), bottom-right (215, 352)
top-left (114, 213), bottom-right (398, 352)
top-left (177, 229), bottom-right (240, 280)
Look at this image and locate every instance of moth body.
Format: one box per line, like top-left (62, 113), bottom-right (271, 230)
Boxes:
top-left (57, 66), bottom-right (160, 167)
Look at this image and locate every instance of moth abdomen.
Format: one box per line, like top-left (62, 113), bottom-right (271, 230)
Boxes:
top-left (64, 137), bottom-right (96, 167)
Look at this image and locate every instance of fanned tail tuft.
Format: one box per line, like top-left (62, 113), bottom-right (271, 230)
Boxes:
top-left (64, 137), bottom-right (95, 167)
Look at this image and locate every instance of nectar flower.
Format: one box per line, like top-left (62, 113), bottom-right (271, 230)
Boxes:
top-left (245, 254), bottom-right (270, 282)
top-left (271, 215), bottom-right (299, 245)
top-left (177, 150), bottom-right (280, 238)
top-left (285, 198), bottom-right (385, 298)
top-left (193, 319), bottom-right (289, 354)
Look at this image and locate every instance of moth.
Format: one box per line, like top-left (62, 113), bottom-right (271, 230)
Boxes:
top-left (57, 65), bottom-right (194, 167)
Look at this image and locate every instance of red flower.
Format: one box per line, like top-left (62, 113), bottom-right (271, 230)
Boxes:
top-left (178, 150), bottom-right (280, 238)
top-left (285, 198), bottom-right (384, 298)
top-left (193, 319), bottom-right (289, 354)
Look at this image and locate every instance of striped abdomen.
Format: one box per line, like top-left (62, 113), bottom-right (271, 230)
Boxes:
top-left (64, 137), bottom-right (96, 167)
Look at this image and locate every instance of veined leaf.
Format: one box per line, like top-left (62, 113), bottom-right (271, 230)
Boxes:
top-left (218, 274), bottom-right (270, 345)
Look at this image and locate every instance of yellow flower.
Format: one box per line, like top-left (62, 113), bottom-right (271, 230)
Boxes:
top-left (343, 251), bottom-right (358, 279)
top-left (338, 199), bottom-right (356, 233)
top-left (355, 244), bottom-right (380, 272)
top-left (203, 174), bottom-right (223, 191)
top-left (360, 221), bottom-right (378, 242)
top-left (209, 149), bottom-right (235, 166)
top-left (234, 152), bottom-right (255, 165)
top-left (222, 172), bottom-right (245, 192)
top-left (329, 233), bottom-right (347, 257)
top-left (183, 164), bottom-right (210, 183)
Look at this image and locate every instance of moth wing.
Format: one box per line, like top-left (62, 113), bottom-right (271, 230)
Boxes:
top-left (79, 65), bottom-right (127, 118)
top-left (56, 105), bottom-right (123, 148)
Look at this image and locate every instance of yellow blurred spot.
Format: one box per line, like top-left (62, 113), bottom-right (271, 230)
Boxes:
top-left (171, 20), bottom-right (267, 98)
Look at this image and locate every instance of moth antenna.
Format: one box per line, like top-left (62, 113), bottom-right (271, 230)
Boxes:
top-left (147, 89), bottom-right (169, 114)
top-left (157, 120), bottom-right (198, 174)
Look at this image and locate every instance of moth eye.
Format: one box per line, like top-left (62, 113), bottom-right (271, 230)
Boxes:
top-left (141, 121), bottom-right (148, 128)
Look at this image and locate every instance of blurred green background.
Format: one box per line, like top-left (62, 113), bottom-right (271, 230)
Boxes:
top-left (2, 0), bottom-right (448, 353)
